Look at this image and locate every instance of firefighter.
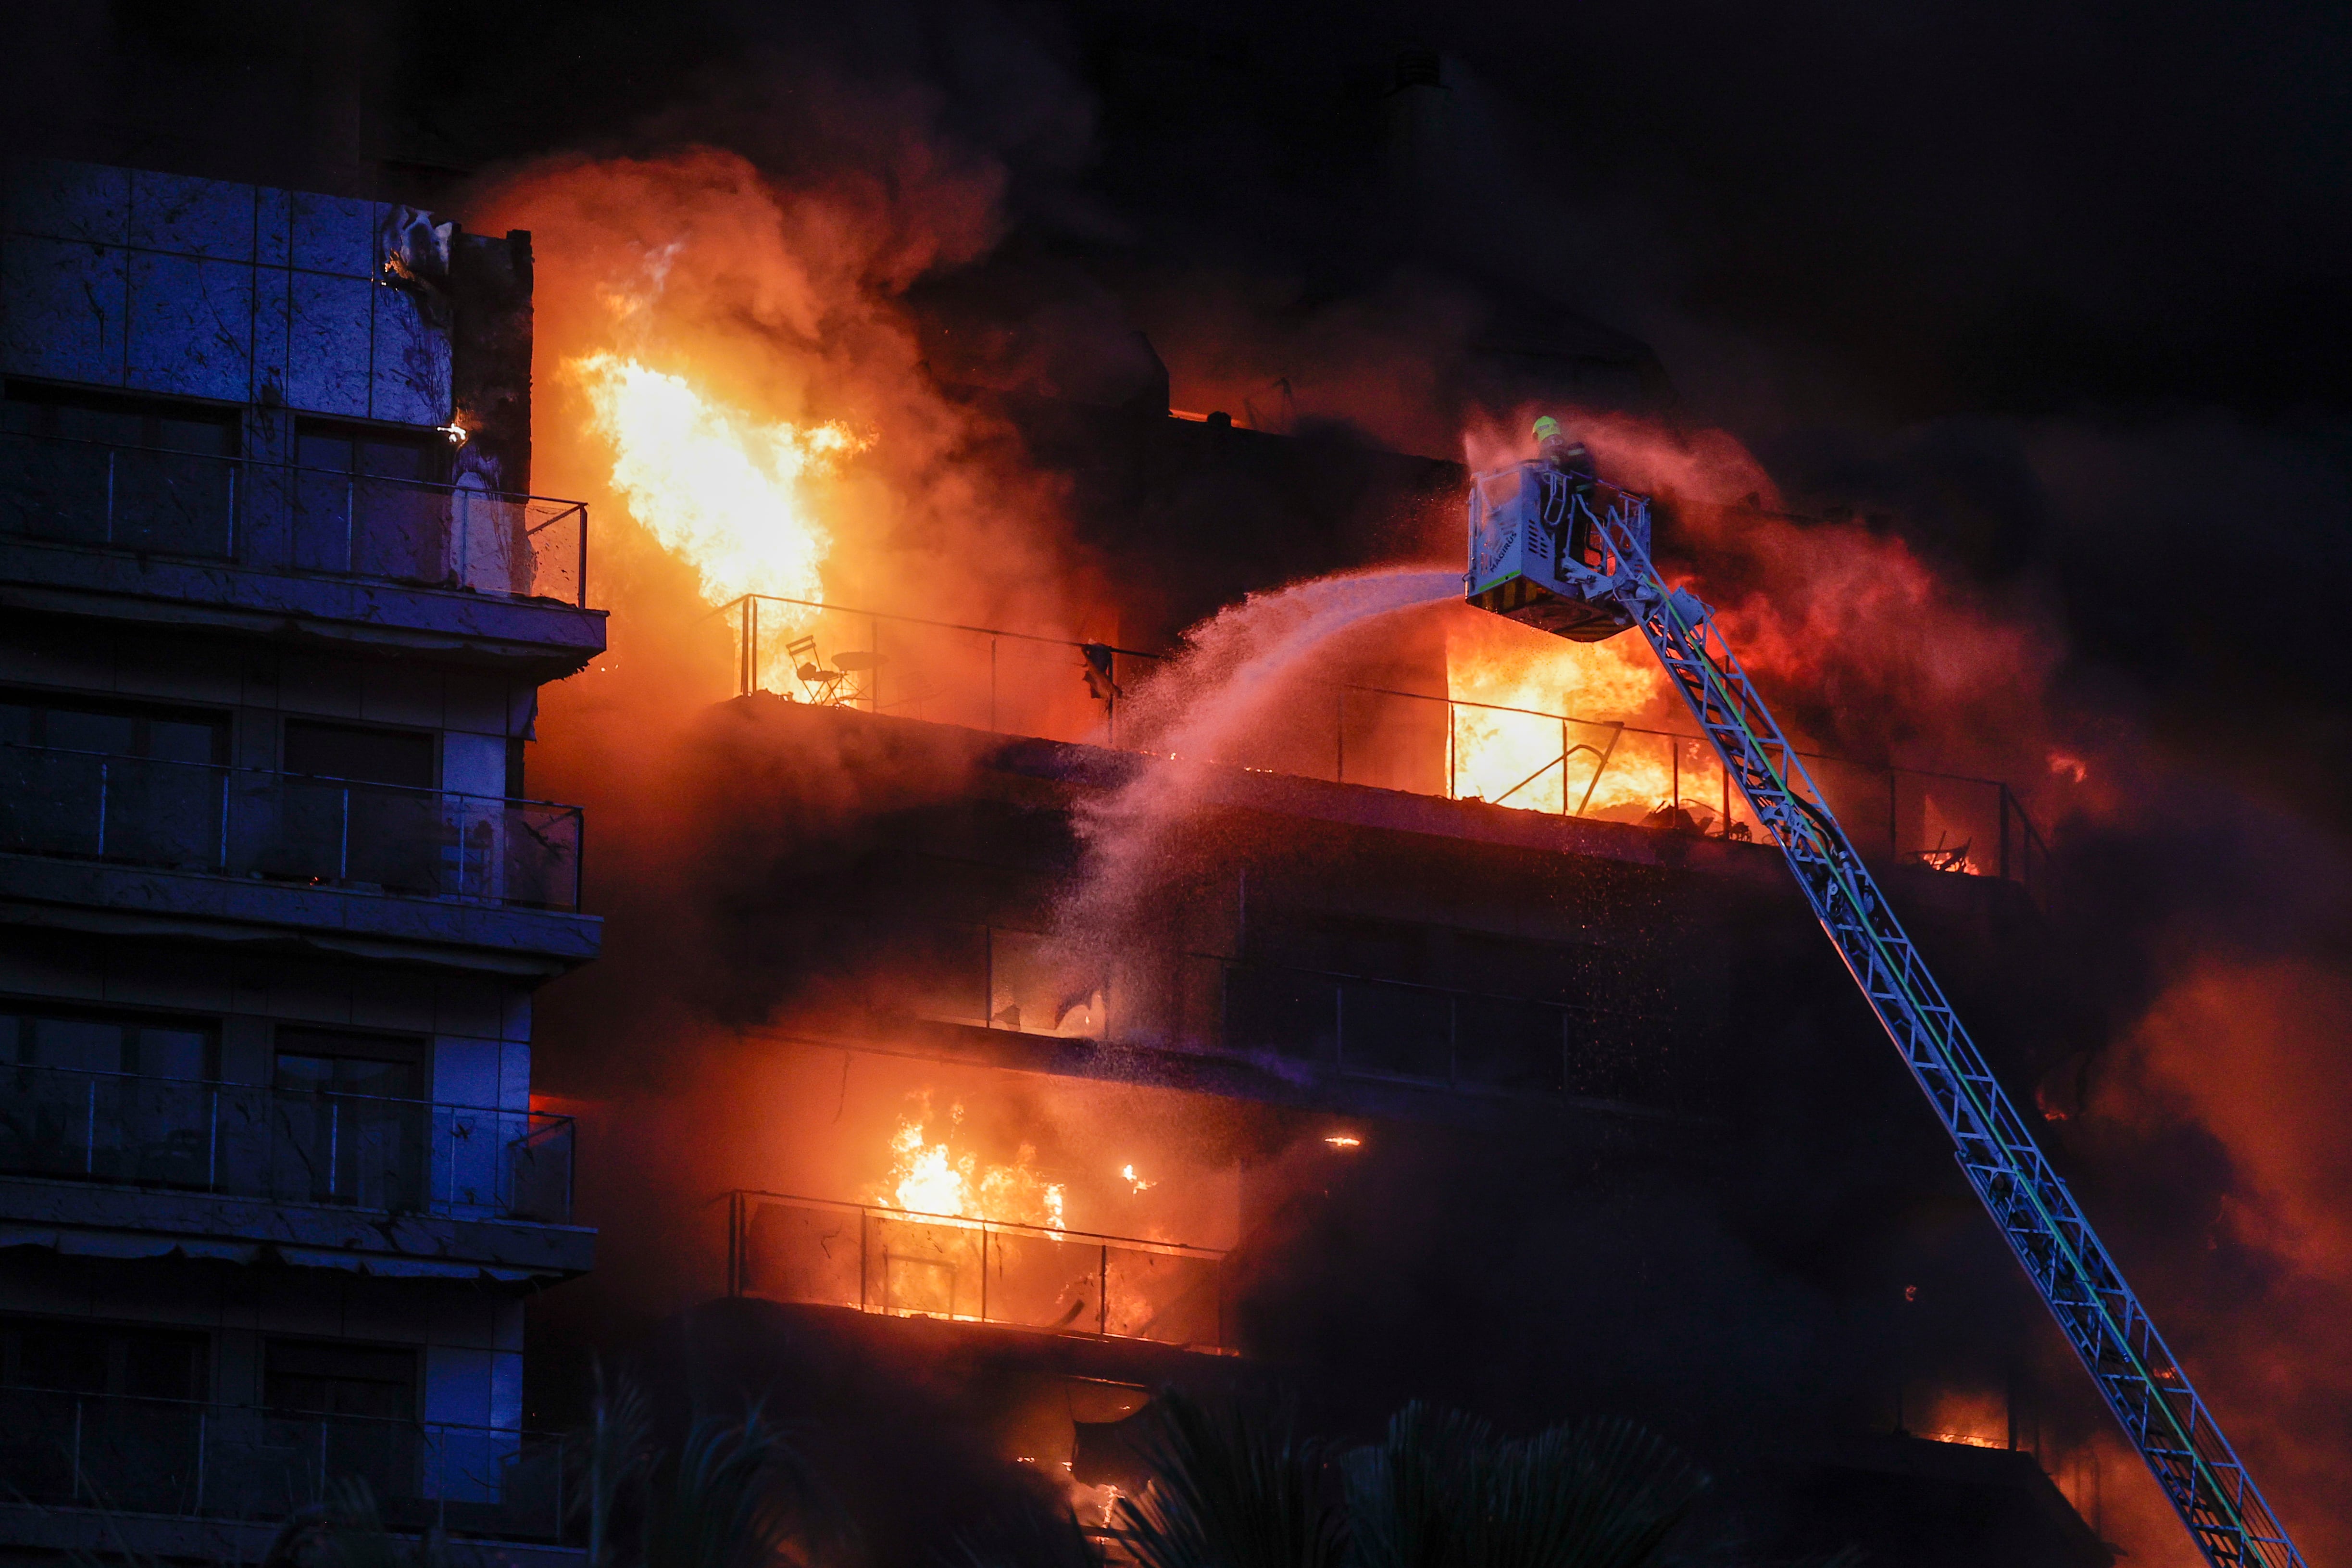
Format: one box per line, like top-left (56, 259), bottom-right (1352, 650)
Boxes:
top-left (1532, 415), bottom-right (1597, 492)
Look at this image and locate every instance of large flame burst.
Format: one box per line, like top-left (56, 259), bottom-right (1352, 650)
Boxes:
top-left (573, 353), bottom-right (861, 610)
top-left (1446, 627), bottom-right (1681, 817)
top-left (876, 1103), bottom-right (1066, 1231)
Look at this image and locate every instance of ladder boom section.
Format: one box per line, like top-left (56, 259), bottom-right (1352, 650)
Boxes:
top-left (1552, 484), bottom-right (2302, 1568)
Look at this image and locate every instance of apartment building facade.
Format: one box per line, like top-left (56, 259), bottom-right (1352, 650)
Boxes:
top-left (550, 641), bottom-right (2103, 1564)
top-left (0, 160), bottom-right (601, 1565)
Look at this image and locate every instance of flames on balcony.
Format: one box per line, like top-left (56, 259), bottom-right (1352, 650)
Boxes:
top-left (685, 1045), bottom-right (1243, 1353)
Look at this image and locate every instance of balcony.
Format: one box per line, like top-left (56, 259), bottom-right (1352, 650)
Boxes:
top-left (729, 1192), bottom-right (1228, 1353)
top-left (728, 593), bottom-right (2056, 910)
top-left (0, 1388), bottom-right (568, 1544)
top-left (0, 1061), bottom-right (572, 1224)
top-left (0, 742), bottom-right (582, 911)
top-left (0, 430), bottom-right (599, 661)
top-left (0, 428), bottom-right (585, 601)
top-left (892, 923), bottom-right (1650, 1107)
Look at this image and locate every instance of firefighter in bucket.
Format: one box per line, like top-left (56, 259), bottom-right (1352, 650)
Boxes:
top-left (1532, 414), bottom-right (1598, 494)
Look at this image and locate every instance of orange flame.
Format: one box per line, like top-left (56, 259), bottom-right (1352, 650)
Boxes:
top-left (1445, 624), bottom-right (1696, 821)
top-left (573, 353), bottom-right (862, 617)
top-left (1914, 1386), bottom-right (2009, 1450)
top-left (873, 1100), bottom-right (1065, 1230)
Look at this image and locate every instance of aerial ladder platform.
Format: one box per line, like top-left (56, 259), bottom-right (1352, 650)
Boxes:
top-left (1465, 460), bottom-right (2306, 1568)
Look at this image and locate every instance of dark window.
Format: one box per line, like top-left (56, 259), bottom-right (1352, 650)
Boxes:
top-left (296, 422), bottom-right (441, 484)
top-left (270, 1030), bottom-right (426, 1209)
top-left (289, 422), bottom-right (453, 584)
top-left (1, 382), bottom-right (238, 457)
top-left (1245, 905), bottom-right (1428, 984)
top-left (272, 1029), bottom-right (422, 1101)
top-left (0, 1317), bottom-right (208, 1400)
top-left (1225, 966), bottom-right (1339, 1064)
top-left (1339, 978), bottom-right (1452, 1081)
top-left (0, 1005), bottom-right (214, 1078)
top-left (0, 695), bottom-right (228, 870)
top-left (282, 720), bottom-right (436, 790)
top-left (263, 1339), bottom-right (416, 1420)
top-left (1444, 932), bottom-right (1600, 1007)
top-left (0, 385), bottom-right (239, 555)
top-left (0, 690), bottom-right (225, 764)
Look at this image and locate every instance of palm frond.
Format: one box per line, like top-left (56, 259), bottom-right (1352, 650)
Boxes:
top-left (1341, 1405), bottom-right (1492, 1568)
top-left (641, 1406), bottom-right (831, 1568)
top-left (1345, 1405), bottom-right (1704, 1568)
top-left (576, 1361), bottom-right (656, 1568)
top-left (1116, 1390), bottom-right (1345, 1568)
top-left (943, 1496), bottom-right (1103, 1568)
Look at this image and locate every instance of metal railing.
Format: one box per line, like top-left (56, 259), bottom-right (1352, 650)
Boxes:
top-left (0, 1061), bottom-right (572, 1222)
top-left (1217, 960), bottom-right (1649, 1099)
top-left (0, 429), bottom-right (588, 606)
top-left (0, 1388), bottom-right (570, 1541)
top-left (724, 593), bottom-right (2055, 909)
top-left (896, 921), bottom-right (1652, 1104)
top-left (0, 743), bottom-right (584, 911)
top-left (728, 1191), bottom-right (1228, 1352)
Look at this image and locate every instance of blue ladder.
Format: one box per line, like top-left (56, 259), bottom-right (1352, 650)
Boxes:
top-left (1472, 477), bottom-right (2305, 1568)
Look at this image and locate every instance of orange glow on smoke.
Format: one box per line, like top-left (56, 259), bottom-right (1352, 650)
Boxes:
top-left (573, 352), bottom-right (861, 616)
top-left (1444, 623), bottom-right (1681, 818)
top-left (874, 1100), bottom-right (1066, 1230)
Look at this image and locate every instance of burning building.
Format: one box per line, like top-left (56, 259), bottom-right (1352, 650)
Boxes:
top-left (519, 380), bottom-right (2115, 1564)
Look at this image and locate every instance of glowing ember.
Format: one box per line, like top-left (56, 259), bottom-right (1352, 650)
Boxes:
top-left (873, 1102), bottom-right (1065, 1230)
top-left (1915, 1387), bottom-right (2009, 1451)
top-left (1324, 1133), bottom-right (1363, 1149)
top-left (573, 353), bottom-right (861, 615)
top-left (1121, 1163), bottom-right (1152, 1194)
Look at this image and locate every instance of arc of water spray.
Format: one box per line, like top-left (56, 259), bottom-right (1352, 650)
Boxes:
top-left (1056, 566), bottom-right (1463, 951)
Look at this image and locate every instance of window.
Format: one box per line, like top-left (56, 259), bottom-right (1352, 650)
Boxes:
top-left (263, 1339), bottom-right (416, 1420)
top-left (282, 720), bottom-right (436, 789)
top-left (0, 1316), bottom-right (208, 1401)
top-left (2, 382), bottom-right (239, 457)
top-left (273, 1029), bottom-right (422, 1101)
top-left (295, 421), bottom-right (442, 485)
top-left (269, 724), bottom-right (446, 898)
top-left (0, 693), bottom-right (228, 869)
top-left (0, 1005), bottom-right (215, 1079)
top-left (269, 1029), bottom-right (425, 1209)
top-left (0, 385), bottom-right (240, 556)
top-left (290, 421), bottom-right (451, 584)
top-left (0, 690), bottom-right (225, 765)
top-left (0, 1005), bottom-right (219, 1187)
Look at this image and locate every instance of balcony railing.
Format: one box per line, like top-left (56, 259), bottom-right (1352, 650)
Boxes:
top-left (0, 1388), bottom-right (570, 1542)
top-left (0, 1061), bottom-right (573, 1223)
top-left (0, 429), bottom-right (588, 606)
top-left (728, 1192), bottom-right (1228, 1352)
top-left (897, 922), bottom-right (1655, 1105)
top-left (0, 743), bottom-right (584, 911)
top-left (724, 594), bottom-right (2056, 910)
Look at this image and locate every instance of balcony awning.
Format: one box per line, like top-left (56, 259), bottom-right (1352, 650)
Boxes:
top-left (0, 1226), bottom-right (536, 1280)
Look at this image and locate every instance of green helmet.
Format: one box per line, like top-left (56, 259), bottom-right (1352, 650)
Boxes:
top-left (1532, 415), bottom-right (1563, 442)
